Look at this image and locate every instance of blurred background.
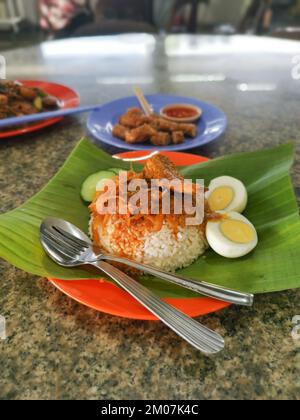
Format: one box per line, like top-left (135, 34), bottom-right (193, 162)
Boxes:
top-left (1, 0), bottom-right (300, 51)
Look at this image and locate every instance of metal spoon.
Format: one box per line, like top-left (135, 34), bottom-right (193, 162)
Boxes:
top-left (40, 217), bottom-right (225, 354)
top-left (40, 217), bottom-right (253, 307)
top-left (0, 104), bottom-right (102, 129)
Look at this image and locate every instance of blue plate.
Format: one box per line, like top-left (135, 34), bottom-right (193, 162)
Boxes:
top-left (87, 94), bottom-right (227, 151)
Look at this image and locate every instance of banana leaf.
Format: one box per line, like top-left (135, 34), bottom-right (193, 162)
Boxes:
top-left (0, 138), bottom-right (299, 299)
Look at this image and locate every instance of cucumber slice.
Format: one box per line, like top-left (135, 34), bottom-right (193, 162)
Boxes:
top-left (81, 171), bottom-right (115, 202)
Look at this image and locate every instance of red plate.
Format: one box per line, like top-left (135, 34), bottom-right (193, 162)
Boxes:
top-left (50, 151), bottom-right (230, 320)
top-left (0, 80), bottom-right (80, 139)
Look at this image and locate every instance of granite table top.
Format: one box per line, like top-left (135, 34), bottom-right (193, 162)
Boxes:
top-left (0, 34), bottom-right (299, 400)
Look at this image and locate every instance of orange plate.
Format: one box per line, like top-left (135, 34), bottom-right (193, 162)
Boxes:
top-left (50, 151), bottom-right (230, 320)
top-left (0, 80), bottom-right (80, 139)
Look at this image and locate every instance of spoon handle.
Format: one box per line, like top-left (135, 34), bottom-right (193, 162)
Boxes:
top-left (100, 254), bottom-right (253, 307)
top-left (93, 260), bottom-right (224, 354)
top-left (0, 104), bottom-right (102, 129)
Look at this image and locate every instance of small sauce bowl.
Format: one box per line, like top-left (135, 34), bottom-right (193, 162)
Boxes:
top-left (160, 103), bottom-right (202, 123)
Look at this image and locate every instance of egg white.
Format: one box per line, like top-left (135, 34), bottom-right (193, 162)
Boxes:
top-left (207, 176), bottom-right (248, 213)
top-left (206, 211), bottom-right (258, 258)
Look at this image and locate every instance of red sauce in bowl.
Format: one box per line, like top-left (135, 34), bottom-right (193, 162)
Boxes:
top-left (164, 106), bottom-right (198, 119)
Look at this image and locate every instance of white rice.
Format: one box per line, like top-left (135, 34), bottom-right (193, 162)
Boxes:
top-left (141, 223), bottom-right (207, 272)
top-left (90, 217), bottom-right (207, 272)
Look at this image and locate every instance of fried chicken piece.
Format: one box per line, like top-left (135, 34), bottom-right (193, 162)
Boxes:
top-left (147, 114), bottom-right (160, 130)
top-left (112, 124), bottom-right (128, 140)
top-left (127, 107), bottom-right (143, 116)
top-left (19, 86), bottom-right (38, 100)
top-left (144, 154), bottom-right (199, 197)
top-left (179, 123), bottom-right (197, 138)
top-left (119, 114), bottom-right (150, 128)
top-left (125, 124), bottom-right (157, 144)
top-left (143, 154), bottom-right (183, 181)
top-left (0, 80), bottom-right (18, 89)
top-left (10, 101), bottom-right (37, 115)
top-left (156, 118), bottom-right (179, 133)
top-left (0, 94), bottom-right (8, 105)
top-left (119, 107), bottom-right (148, 128)
top-left (153, 117), bottom-right (197, 138)
top-left (172, 131), bottom-right (185, 144)
top-left (119, 114), bottom-right (139, 128)
top-left (150, 132), bottom-right (171, 146)
top-left (42, 96), bottom-right (59, 108)
top-left (0, 81), bottom-right (60, 120)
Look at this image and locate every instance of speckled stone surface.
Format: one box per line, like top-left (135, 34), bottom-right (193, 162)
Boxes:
top-left (0, 35), bottom-right (300, 400)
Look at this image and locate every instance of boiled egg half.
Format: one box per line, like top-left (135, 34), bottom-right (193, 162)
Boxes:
top-left (207, 176), bottom-right (248, 213)
top-left (206, 212), bottom-right (258, 258)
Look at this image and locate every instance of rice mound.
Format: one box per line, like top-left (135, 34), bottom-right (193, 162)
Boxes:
top-left (90, 217), bottom-right (207, 272)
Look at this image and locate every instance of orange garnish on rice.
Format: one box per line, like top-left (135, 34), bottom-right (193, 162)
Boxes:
top-left (89, 154), bottom-right (211, 270)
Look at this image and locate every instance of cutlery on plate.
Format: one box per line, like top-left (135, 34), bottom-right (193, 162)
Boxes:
top-left (133, 86), bottom-right (153, 116)
top-left (41, 218), bottom-right (253, 307)
top-left (40, 217), bottom-right (225, 354)
top-left (0, 104), bottom-right (103, 129)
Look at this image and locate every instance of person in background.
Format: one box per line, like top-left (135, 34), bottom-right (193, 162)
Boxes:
top-left (73, 0), bottom-right (156, 36)
top-left (39, 0), bottom-right (92, 37)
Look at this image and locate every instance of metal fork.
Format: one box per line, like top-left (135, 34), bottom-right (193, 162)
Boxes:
top-left (40, 217), bottom-right (225, 354)
top-left (41, 218), bottom-right (253, 307)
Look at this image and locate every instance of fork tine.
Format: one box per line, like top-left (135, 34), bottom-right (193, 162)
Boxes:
top-left (40, 218), bottom-right (225, 353)
top-left (43, 237), bottom-right (74, 261)
top-left (52, 226), bottom-right (90, 248)
top-left (44, 228), bottom-right (83, 254)
top-left (41, 232), bottom-right (77, 259)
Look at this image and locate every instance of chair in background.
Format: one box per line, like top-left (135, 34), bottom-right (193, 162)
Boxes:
top-left (46, 0), bottom-right (299, 38)
top-left (0, 0), bottom-right (25, 33)
top-left (72, 0), bottom-right (156, 37)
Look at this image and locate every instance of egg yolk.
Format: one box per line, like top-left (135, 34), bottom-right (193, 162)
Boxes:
top-left (220, 220), bottom-right (254, 244)
top-left (208, 186), bottom-right (234, 211)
